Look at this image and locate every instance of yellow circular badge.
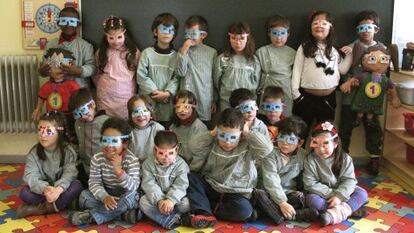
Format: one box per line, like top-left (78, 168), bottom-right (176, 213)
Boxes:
top-left (365, 82), bottom-right (382, 98)
top-left (47, 92), bottom-right (63, 110)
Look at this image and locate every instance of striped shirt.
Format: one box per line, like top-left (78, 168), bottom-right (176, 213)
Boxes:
top-left (89, 149), bottom-right (140, 201)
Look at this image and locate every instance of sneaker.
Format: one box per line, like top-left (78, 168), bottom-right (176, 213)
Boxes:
top-left (295, 208), bottom-right (319, 222)
top-left (182, 214), bottom-right (217, 228)
top-left (368, 157), bottom-right (380, 176)
top-left (351, 207), bottom-right (367, 218)
top-left (122, 209), bottom-right (137, 224)
top-left (319, 212), bottom-right (332, 227)
top-left (69, 210), bottom-right (94, 225)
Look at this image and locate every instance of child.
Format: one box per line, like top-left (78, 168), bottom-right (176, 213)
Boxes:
top-left (177, 15), bottom-right (217, 128)
top-left (32, 47), bottom-right (80, 143)
top-left (69, 88), bottom-right (109, 187)
top-left (69, 118), bottom-right (140, 225)
top-left (139, 131), bottom-right (190, 229)
top-left (303, 121), bottom-right (368, 226)
top-left (257, 86), bottom-right (286, 143)
top-left (182, 108), bottom-right (273, 228)
top-left (291, 10), bottom-right (352, 129)
top-left (93, 16), bottom-right (140, 120)
top-left (137, 12), bottom-right (179, 127)
top-left (170, 90), bottom-right (207, 163)
top-left (213, 22), bottom-right (261, 111)
top-left (339, 11), bottom-right (388, 175)
top-left (256, 15), bottom-right (296, 116)
top-left (254, 117), bottom-right (319, 225)
top-left (229, 88), bottom-right (269, 138)
top-left (16, 112), bottom-right (83, 218)
top-left (39, 6), bottom-right (95, 88)
top-left (127, 95), bottom-right (165, 163)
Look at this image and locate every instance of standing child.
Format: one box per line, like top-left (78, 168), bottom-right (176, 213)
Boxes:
top-left (292, 10), bottom-right (352, 129)
top-left (69, 88), bottom-right (109, 187)
top-left (254, 117), bottom-right (319, 225)
top-left (256, 15), bottom-right (296, 116)
top-left (229, 88), bottom-right (269, 138)
top-left (257, 86), bottom-right (286, 143)
top-left (140, 131), bottom-right (190, 229)
top-left (339, 11), bottom-right (389, 175)
top-left (177, 15), bottom-right (217, 128)
top-left (16, 112), bottom-right (83, 218)
top-left (170, 90), bottom-right (207, 163)
top-left (32, 47), bottom-right (80, 143)
top-left (127, 95), bottom-right (165, 163)
top-left (69, 118), bottom-right (140, 225)
top-left (93, 16), bottom-right (141, 119)
top-left (214, 22), bottom-right (261, 111)
top-left (137, 13), bottom-right (179, 127)
top-left (39, 7), bottom-right (95, 88)
top-left (182, 108), bottom-right (273, 228)
top-left (303, 121), bottom-right (368, 226)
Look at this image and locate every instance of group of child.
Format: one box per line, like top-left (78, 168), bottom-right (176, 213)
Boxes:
top-left (18, 5), bottom-right (396, 229)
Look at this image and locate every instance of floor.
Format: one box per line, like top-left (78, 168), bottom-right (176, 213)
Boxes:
top-left (1, 164), bottom-right (414, 233)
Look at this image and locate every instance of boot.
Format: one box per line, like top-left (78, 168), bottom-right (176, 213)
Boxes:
top-left (368, 156), bottom-right (380, 176)
top-left (121, 209), bottom-right (143, 224)
top-left (16, 202), bottom-right (56, 218)
top-left (69, 209), bottom-right (95, 225)
top-left (294, 208), bottom-right (319, 222)
top-left (251, 189), bottom-right (284, 225)
top-left (320, 202), bottom-right (352, 226)
top-left (350, 206), bottom-right (367, 218)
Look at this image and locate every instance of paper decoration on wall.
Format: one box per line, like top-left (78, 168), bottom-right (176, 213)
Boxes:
top-left (21, 0), bottom-right (80, 49)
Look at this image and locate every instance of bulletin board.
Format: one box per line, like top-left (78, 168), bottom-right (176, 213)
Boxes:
top-left (21, 0), bottom-right (81, 50)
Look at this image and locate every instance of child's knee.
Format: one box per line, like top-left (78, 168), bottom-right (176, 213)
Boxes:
top-left (305, 194), bottom-right (326, 210)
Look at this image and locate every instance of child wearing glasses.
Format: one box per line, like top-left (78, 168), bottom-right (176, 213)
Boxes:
top-left (139, 131), bottom-right (190, 229)
top-left (69, 118), bottom-right (141, 225)
top-left (39, 7), bottom-right (95, 88)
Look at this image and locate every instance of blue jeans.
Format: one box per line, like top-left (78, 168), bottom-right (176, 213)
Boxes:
top-left (139, 195), bottom-right (190, 229)
top-left (79, 188), bottom-right (139, 224)
top-left (187, 173), bottom-right (253, 221)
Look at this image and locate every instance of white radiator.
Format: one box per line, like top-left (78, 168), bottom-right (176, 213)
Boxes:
top-left (0, 55), bottom-right (38, 133)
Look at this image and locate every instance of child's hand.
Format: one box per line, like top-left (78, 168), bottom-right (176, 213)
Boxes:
top-left (151, 91), bottom-right (170, 103)
top-left (340, 46), bottom-right (353, 55)
top-left (60, 64), bottom-right (82, 76)
top-left (242, 122), bottom-right (251, 137)
top-left (46, 186), bottom-right (64, 203)
top-left (32, 108), bottom-right (41, 122)
top-left (179, 39), bottom-right (196, 55)
top-left (340, 78), bottom-right (359, 93)
top-left (110, 154), bottom-right (124, 176)
top-left (391, 95), bottom-right (401, 108)
top-left (279, 202), bottom-right (296, 220)
top-left (211, 102), bottom-right (217, 113)
top-left (209, 127), bottom-right (218, 137)
top-left (327, 196), bottom-right (342, 208)
top-left (104, 196), bottom-right (119, 210)
top-left (158, 199), bottom-right (174, 215)
top-left (39, 63), bottom-right (51, 76)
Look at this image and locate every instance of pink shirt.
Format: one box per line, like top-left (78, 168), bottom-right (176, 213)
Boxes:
top-left (93, 47), bottom-right (140, 119)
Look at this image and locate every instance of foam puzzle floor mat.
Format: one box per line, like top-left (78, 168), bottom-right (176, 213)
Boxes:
top-left (1, 164), bottom-right (414, 233)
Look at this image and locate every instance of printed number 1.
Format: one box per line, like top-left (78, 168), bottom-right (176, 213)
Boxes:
top-left (370, 85), bottom-right (376, 95)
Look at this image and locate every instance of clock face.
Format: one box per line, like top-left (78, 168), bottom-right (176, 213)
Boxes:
top-left (35, 4), bottom-right (61, 33)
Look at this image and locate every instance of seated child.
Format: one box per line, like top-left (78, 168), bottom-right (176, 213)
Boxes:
top-left (182, 108), bottom-right (273, 228)
top-left (69, 88), bottom-right (109, 187)
top-left (229, 88), bottom-right (270, 138)
top-left (256, 15), bottom-right (296, 116)
top-left (139, 131), bottom-right (190, 229)
top-left (170, 90), bottom-right (207, 163)
top-left (127, 95), bottom-right (165, 163)
top-left (69, 118), bottom-right (140, 225)
top-left (32, 48), bottom-right (80, 142)
top-left (303, 121), bottom-right (368, 226)
top-left (257, 86), bottom-right (286, 143)
top-left (254, 117), bottom-right (319, 225)
top-left (17, 112), bottom-right (83, 218)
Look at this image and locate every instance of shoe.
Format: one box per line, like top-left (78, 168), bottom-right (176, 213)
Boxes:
top-left (252, 189), bottom-right (284, 225)
top-left (121, 209), bottom-right (143, 224)
top-left (16, 202), bottom-right (56, 218)
top-left (368, 157), bottom-right (380, 176)
top-left (319, 212), bottom-right (332, 226)
top-left (181, 213), bottom-right (217, 229)
top-left (350, 207), bottom-right (367, 218)
top-left (69, 210), bottom-right (94, 225)
top-left (294, 208), bottom-right (319, 222)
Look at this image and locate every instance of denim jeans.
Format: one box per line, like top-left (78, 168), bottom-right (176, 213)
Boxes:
top-left (187, 172), bottom-right (254, 221)
top-left (139, 195), bottom-right (190, 229)
top-left (79, 188), bottom-right (139, 224)
top-left (19, 180), bottom-right (84, 210)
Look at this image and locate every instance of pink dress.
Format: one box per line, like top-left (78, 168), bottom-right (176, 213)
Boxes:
top-left (93, 48), bottom-right (140, 119)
